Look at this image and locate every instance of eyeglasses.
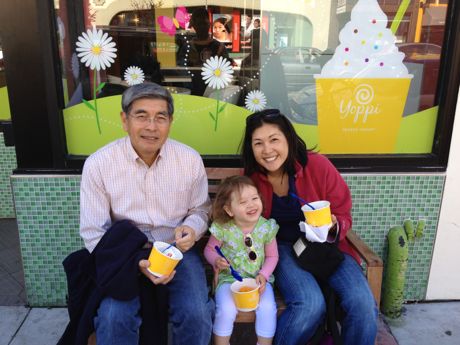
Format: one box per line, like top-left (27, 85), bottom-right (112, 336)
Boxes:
top-left (245, 109), bottom-right (281, 124)
top-left (129, 114), bottom-right (170, 126)
top-left (244, 234), bottom-right (257, 261)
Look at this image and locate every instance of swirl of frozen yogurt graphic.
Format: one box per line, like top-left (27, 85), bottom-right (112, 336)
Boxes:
top-left (319, 0), bottom-right (411, 78)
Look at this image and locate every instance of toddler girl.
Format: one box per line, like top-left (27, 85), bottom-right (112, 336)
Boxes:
top-left (204, 175), bottom-right (279, 345)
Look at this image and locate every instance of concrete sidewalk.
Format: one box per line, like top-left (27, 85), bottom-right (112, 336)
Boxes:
top-left (386, 301), bottom-right (460, 344)
top-left (1, 306), bottom-right (68, 345)
top-left (1, 302), bottom-right (460, 345)
top-left (2, 219), bottom-right (460, 345)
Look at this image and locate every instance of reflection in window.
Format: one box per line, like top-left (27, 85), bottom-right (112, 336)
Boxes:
top-left (0, 37), bottom-right (5, 88)
top-left (54, 0), bottom-right (449, 154)
top-left (55, 1), bottom-right (324, 111)
top-left (381, 0), bottom-right (446, 111)
top-left (0, 35), bottom-right (11, 121)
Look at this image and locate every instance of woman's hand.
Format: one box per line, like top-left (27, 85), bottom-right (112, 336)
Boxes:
top-left (139, 259), bottom-right (176, 285)
top-left (214, 257), bottom-right (230, 270)
top-left (331, 214), bottom-right (337, 226)
top-left (328, 214), bottom-right (339, 241)
top-left (256, 274), bottom-right (267, 294)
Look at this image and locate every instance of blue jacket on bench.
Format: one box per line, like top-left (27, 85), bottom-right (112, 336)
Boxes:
top-left (58, 220), bottom-right (168, 345)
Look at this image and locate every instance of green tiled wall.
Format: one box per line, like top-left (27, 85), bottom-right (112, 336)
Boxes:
top-left (0, 133), bottom-right (16, 218)
top-left (11, 175), bottom-right (82, 306)
top-left (11, 174), bottom-right (444, 306)
top-left (343, 175), bottom-right (444, 301)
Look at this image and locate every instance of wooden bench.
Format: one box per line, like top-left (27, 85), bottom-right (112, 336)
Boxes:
top-left (88, 167), bottom-right (383, 344)
top-left (205, 167), bottom-right (383, 324)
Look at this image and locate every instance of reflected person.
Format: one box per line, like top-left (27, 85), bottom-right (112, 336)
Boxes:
top-left (181, 8), bottom-right (229, 96)
top-left (213, 17), bottom-right (232, 49)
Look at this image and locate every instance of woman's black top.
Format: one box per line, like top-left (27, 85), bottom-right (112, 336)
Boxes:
top-left (270, 175), bottom-right (305, 244)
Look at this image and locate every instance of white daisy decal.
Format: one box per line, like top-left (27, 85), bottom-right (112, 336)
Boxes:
top-left (201, 56), bottom-right (234, 90)
top-left (76, 26), bottom-right (117, 71)
top-left (124, 66), bottom-right (145, 86)
top-left (75, 27), bottom-right (117, 134)
top-left (245, 90), bottom-right (267, 112)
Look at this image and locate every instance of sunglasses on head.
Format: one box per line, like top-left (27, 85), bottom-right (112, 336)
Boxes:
top-left (244, 234), bottom-right (257, 261)
top-left (245, 109), bottom-right (281, 124)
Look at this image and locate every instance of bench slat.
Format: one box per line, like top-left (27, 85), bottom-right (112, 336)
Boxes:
top-left (205, 167), bottom-right (242, 180)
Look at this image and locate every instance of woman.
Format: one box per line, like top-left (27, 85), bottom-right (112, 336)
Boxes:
top-left (241, 109), bottom-right (378, 345)
top-left (212, 17), bottom-right (232, 50)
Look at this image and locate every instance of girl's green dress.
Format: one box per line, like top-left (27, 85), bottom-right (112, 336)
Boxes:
top-left (209, 217), bottom-right (278, 288)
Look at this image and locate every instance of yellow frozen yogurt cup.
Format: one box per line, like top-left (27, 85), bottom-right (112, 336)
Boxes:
top-left (302, 200), bottom-right (332, 227)
top-left (230, 278), bottom-right (260, 312)
top-left (147, 241), bottom-right (183, 277)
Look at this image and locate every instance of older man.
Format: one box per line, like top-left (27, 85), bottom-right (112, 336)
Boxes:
top-left (79, 82), bottom-right (213, 345)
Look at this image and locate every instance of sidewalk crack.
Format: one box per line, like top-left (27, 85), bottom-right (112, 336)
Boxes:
top-left (8, 307), bottom-right (31, 345)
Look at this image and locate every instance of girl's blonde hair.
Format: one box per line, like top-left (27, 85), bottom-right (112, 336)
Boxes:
top-left (212, 175), bottom-right (260, 225)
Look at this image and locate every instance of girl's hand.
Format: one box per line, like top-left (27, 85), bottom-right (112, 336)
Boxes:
top-left (214, 257), bottom-right (230, 270)
top-left (256, 274), bottom-right (267, 294)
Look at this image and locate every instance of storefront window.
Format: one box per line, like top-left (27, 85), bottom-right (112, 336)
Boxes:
top-left (54, 0), bottom-right (448, 156)
top-left (0, 36), bottom-right (11, 121)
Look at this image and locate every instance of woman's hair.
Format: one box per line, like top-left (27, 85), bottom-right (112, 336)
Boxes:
top-left (240, 109), bottom-right (308, 177)
top-left (190, 8), bottom-right (211, 40)
top-left (212, 175), bottom-right (259, 225)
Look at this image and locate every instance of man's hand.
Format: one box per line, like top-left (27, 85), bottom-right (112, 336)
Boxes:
top-left (139, 259), bottom-right (176, 285)
top-left (174, 225), bottom-right (196, 252)
top-left (256, 274), bottom-right (267, 294)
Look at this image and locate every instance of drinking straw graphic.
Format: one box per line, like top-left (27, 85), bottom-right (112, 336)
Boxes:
top-left (390, 0), bottom-right (411, 34)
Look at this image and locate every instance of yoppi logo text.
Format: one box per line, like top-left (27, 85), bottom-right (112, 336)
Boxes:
top-left (339, 84), bottom-right (380, 123)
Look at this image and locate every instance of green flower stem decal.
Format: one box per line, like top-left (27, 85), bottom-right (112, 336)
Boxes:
top-left (81, 73), bottom-right (105, 134)
top-left (208, 91), bottom-right (227, 131)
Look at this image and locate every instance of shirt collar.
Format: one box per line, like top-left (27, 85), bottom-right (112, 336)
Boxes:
top-left (123, 136), bottom-right (169, 164)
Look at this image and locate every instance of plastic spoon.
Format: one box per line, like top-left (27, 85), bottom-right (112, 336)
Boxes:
top-left (161, 232), bottom-right (186, 253)
top-left (161, 241), bottom-right (176, 253)
top-left (215, 245), bottom-right (243, 282)
top-left (289, 192), bottom-right (315, 210)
